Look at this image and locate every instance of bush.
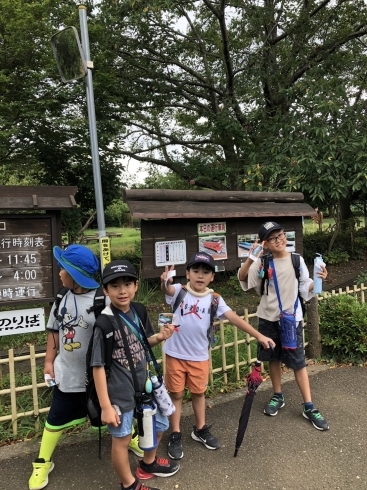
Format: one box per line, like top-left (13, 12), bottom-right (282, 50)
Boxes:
top-left (319, 295), bottom-right (367, 363)
top-left (111, 241), bottom-right (142, 271)
top-left (323, 250), bottom-right (349, 265)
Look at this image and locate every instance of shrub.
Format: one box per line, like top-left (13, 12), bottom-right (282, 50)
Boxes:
top-left (323, 250), bottom-right (349, 265)
top-left (319, 295), bottom-right (367, 363)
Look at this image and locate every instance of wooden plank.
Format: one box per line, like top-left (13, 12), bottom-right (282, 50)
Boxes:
top-left (124, 189), bottom-right (305, 203)
top-left (0, 186), bottom-right (78, 198)
top-left (129, 201), bottom-right (315, 219)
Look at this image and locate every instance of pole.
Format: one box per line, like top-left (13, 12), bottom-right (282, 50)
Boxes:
top-left (78, 6), bottom-right (106, 240)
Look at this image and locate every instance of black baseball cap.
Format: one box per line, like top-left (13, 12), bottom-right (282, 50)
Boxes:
top-left (102, 260), bottom-right (138, 285)
top-left (258, 221), bottom-right (284, 241)
top-left (187, 252), bottom-right (215, 272)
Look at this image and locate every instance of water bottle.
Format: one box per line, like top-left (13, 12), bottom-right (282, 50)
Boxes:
top-left (313, 253), bottom-right (325, 294)
top-left (138, 399), bottom-right (157, 451)
top-left (151, 375), bottom-right (176, 416)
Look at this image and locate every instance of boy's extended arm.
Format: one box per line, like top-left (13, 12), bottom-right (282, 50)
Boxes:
top-left (238, 257), bottom-right (255, 282)
top-left (93, 366), bottom-right (120, 427)
top-left (224, 310), bottom-right (275, 349)
top-left (160, 264), bottom-right (176, 296)
top-left (44, 331), bottom-right (59, 379)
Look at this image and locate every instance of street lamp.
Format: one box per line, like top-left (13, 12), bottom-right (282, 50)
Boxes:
top-left (50, 6), bottom-right (110, 269)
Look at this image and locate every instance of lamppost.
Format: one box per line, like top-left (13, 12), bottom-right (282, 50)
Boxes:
top-left (51, 5), bottom-right (110, 269)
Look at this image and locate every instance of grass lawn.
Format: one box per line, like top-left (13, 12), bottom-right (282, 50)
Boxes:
top-left (85, 227), bottom-right (141, 256)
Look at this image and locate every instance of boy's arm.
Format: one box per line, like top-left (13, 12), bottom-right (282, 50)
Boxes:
top-left (160, 264), bottom-right (176, 296)
top-left (238, 257), bottom-right (254, 282)
top-left (223, 310), bottom-right (275, 349)
top-left (93, 366), bottom-right (120, 427)
top-left (148, 324), bottom-right (175, 347)
top-left (44, 331), bottom-right (59, 379)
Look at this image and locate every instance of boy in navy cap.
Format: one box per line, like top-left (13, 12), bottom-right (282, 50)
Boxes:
top-left (29, 244), bottom-right (100, 490)
top-left (238, 221), bottom-right (329, 431)
top-left (161, 252), bottom-right (274, 460)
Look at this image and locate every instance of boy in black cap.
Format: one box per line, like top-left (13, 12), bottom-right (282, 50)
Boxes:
top-left (160, 252), bottom-right (274, 460)
top-left (29, 244), bottom-right (101, 490)
top-left (90, 260), bottom-right (179, 490)
top-left (238, 222), bottom-right (329, 431)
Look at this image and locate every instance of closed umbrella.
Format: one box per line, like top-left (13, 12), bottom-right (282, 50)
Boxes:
top-left (234, 348), bottom-right (268, 457)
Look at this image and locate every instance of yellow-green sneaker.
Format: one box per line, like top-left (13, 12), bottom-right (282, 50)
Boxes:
top-left (29, 458), bottom-right (54, 490)
top-left (128, 431), bottom-right (143, 458)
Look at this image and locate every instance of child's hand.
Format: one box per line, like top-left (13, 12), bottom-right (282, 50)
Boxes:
top-left (157, 324), bottom-right (175, 341)
top-left (101, 405), bottom-right (120, 427)
top-left (316, 265), bottom-right (328, 279)
top-left (160, 264), bottom-right (175, 284)
top-left (44, 361), bottom-right (55, 380)
top-left (249, 241), bottom-right (265, 261)
top-left (258, 335), bottom-right (275, 349)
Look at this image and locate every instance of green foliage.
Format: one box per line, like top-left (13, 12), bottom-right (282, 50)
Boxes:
top-left (135, 279), bottom-right (158, 305)
top-left (319, 295), bottom-right (367, 363)
top-left (104, 200), bottom-right (130, 228)
top-left (323, 250), bottom-right (349, 266)
top-left (110, 240), bottom-right (142, 272)
top-left (356, 272), bottom-right (367, 287)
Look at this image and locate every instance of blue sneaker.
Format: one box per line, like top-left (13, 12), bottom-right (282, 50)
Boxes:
top-left (303, 407), bottom-right (329, 431)
top-left (264, 395), bottom-right (285, 416)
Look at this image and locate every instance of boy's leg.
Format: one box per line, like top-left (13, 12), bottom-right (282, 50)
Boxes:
top-left (136, 409), bottom-right (179, 480)
top-left (29, 388), bottom-right (87, 490)
top-left (112, 435), bottom-right (136, 488)
top-left (164, 355), bottom-right (186, 459)
top-left (294, 366), bottom-right (311, 402)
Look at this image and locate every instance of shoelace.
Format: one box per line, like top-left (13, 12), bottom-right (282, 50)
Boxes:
top-left (306, 408), bottom-right (323, 419)
top-left (269, 396), bottom-right (283, 406)
top-left (155, 456), bottom-right (169, 467)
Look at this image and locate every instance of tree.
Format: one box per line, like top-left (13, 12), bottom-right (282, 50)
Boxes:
top-left (0, 0), bottom-right (123, 228)
top-left (95, 0), bottom-right (367, 205)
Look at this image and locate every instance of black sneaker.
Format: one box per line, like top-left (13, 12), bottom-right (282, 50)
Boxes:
top-left (120, 480), bottom-right (160, 490)
top-left (303, 407), bottom-right (329, 431)
top-left (264, 395), bottom-right (285, 416)
top-left (191, 424), bottom-right (220, 450)
top-left (168, 431), bottom-right (184, 459)
top-left (136, 457), bottom-right (179, 480)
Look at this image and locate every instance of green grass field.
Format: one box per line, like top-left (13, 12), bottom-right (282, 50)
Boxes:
top-left (84, 227), bottom-right (141, 255)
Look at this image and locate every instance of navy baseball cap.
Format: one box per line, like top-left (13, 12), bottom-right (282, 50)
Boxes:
top-left (258, 221), bottom-right (283, 241)
top-left (187, 252), bottom-right (215, 272)
top-left (102, 260), bottom-right (138, 285)
top-left (53, 245), bottom-right (100, 289)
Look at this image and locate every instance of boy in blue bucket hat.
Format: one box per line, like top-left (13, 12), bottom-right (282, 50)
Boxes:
top-left (29, 244), bottom-right (100, 490)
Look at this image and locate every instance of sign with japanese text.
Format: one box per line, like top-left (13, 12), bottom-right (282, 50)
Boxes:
top-left (197, 222), bottom-right (226, 236)
top-left (155, 240), bottom-right (186, 267)
top-left (0, 217), bottom-right (54, 303)
top-left (0, 308), bottom-right (45, 336)
top-left (99, 236), bottom-right (111, 269)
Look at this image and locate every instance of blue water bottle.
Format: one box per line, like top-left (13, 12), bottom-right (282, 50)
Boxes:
top-left (313, 253), bottom-right (325, 295)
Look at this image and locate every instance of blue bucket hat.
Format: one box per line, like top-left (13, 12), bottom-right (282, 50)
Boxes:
top-left (53, 244), bottom-right (100, 289)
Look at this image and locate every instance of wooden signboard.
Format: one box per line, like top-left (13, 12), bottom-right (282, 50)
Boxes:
top-left (0, 214), bottom-right (59, 305)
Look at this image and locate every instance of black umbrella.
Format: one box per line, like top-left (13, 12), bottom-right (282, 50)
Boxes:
top-left (234, 348), bottom-right (268, 457)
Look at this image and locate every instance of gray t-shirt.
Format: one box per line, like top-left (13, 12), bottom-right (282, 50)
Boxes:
top-left (90, 305), bottom-right (155, 413)
top-left (238, 254), bottom-right (314, 322)
top-left (47, 289), bottom-right (97, 393)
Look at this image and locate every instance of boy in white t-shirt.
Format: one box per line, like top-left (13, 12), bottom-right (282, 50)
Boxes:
top-left (160, 252), bottom-right (274, 460)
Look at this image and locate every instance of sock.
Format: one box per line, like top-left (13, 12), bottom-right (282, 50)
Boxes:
top-left (121, 480), bottom-right (136, 490)
top-left (38, 428), bottom-right (63, 461)
top-left (141, 458), bottom-right (156, 468)
top-left (274, 392), bottom-right (284, 400)
top-left (304, 401), bottom-right (314, 411)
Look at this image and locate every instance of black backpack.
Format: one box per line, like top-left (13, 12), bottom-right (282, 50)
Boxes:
top-left (260, 252), bottom-right (305, 315)
top-left (53, 285), bottom-right (106, 320)
top-left (84, 301), bottom-right (148, 458)
top-left (172, 286), bottom-right (221, 346)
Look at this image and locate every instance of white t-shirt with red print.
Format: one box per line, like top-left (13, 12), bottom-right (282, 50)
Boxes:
top-left (163, 284), bottom-right (231, 361)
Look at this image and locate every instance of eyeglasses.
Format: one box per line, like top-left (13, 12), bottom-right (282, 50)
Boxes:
top-left (267, 232), bottom-right (286, 244)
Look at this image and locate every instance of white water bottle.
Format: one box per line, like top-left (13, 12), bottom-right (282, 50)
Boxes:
top-left (313, 253), bottom-right (325, 295)
top-left (151, 375), bottom-right (176, 416)
top-left (138, 400), bottom-right (157, 451)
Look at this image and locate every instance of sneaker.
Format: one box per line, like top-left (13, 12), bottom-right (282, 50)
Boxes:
top-left (120, 480), bottom-right (160, 490)
top-left (264, 395), bottom-right (285, 416)
top-left (191, 424), bottom-right (220, 450)
top-left (303, 407), bottom-right (329, 431)
top-left (128, 431), bottom-right (144, 458)
top-left (136, 457), bottom-right (179, 480)
top-left (167, 432), bottom-right (184, 460)
top-left (28, 458), bottom-right (55, 490)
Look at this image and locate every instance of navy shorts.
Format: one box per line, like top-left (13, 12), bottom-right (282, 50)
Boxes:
top-left (46, 386), bottom-right (87, 430)
top-left (258, 318), bottom-right (306, 370)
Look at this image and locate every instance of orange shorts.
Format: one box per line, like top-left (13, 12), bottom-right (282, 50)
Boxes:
top-left (164, 355), bottom-right (210, 394)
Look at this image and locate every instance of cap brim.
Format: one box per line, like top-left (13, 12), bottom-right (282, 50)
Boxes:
top-left (53, 246), bottom-right (100, 289)
top-left (187, 261), bottom-right (215, 273)
top-left (102, 272), bottom-right (138, 285)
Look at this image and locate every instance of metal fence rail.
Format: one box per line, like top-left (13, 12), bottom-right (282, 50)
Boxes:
top-left (1, 283), bottom-right (366, 437)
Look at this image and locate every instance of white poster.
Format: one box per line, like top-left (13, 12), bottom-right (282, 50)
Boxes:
top-left (155, 240), bottom-right (187, 267)
top-left (0, 307), bottom-right (45, 336)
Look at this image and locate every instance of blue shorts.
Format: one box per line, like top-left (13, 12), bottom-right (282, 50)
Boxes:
top-left (258, 318), bottom-right (306, 370)
top-left (46, 386), bottom-right (87, 430)
top-left (107, 405), bottom-right (169, 439)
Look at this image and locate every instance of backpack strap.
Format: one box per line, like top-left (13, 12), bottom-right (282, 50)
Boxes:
top-left (53, 287), bottom-right (69, 318)
top-left (260, 253), bottom-right (271, 296)
top-left (86, 285), bottom-right (106, 319)
top-left (130, 301), bottom-right (148, 326)
top-left (291, 253), bottom-right (306, 316)
top-left (93, 314), bottom-right (115, 377)
top-left (172, 285), bottom-right (187, 314)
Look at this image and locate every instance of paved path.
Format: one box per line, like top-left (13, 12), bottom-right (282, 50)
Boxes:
top-left (1, 364), bottom-right (366, 490)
